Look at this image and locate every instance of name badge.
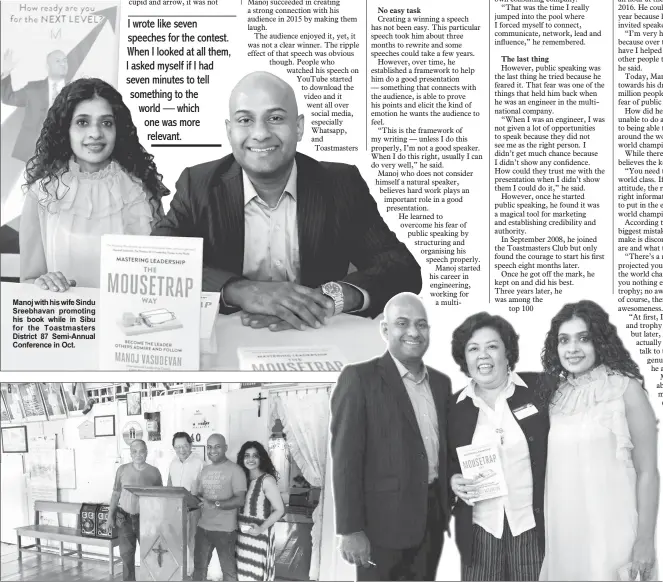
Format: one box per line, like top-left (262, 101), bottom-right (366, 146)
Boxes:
top-left (513, 403), bottom-right (538, 420)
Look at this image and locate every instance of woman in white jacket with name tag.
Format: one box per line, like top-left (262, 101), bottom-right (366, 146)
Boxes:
top-left (448, 312), bottom-right (552, 581)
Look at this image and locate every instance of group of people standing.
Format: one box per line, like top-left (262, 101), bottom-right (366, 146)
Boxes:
top-left (108, 433), bottom-right (285, 581)
top-left (331, 295), bottom-right (659, 581)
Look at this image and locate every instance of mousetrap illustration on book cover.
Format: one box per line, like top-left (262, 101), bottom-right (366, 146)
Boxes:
top-left (118, 308), bottom-right (183, 335)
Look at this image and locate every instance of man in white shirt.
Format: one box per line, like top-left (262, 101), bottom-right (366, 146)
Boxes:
top-left (167, 432), bottom-right (204, 576)
top-left (153, 71), bottom-right (422, 329)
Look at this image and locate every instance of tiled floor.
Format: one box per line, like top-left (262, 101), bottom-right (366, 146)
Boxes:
top-left (0, 542), bottom-right (298, 581)
top-left (1, 542), bottom-right (122, 581)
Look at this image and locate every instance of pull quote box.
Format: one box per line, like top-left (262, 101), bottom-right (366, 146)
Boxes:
top-left (99, 235), bottom-right (203, 370)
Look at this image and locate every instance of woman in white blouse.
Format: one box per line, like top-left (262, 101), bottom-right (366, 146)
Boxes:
top-left (447, 312), bottom-right (552, 581)
top-left (20, 78), bottom-right (168, 290)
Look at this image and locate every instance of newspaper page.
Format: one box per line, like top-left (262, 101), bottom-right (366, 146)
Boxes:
top-left (0, 0), bottom-right (657, 378)
top-left (0, 0), bottom-right (661, 579)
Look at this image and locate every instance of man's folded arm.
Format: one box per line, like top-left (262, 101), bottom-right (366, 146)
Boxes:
top-left (341, 166), bottom-right (422, 317)
top-left (330, 365), bottom-right (367, 535)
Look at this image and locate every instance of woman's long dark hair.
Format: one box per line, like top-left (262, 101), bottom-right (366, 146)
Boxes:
top-left (24, 77), bottom-right (168, 220)
top-left (237, 441), bottom-right (279, 483)
top-left (540, 300), bottom-right (644, 405)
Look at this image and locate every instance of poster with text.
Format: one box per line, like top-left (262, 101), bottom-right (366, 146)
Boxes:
top-left (182, 404), bottom-right (217, 448)
top-left (26, 435), bottom-right (57, 527)
top-left (0, 1), bottom-right (120, 274)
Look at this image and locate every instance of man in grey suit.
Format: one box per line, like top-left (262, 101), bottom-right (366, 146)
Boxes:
top-left (330, 293), bottom-right (451, 581)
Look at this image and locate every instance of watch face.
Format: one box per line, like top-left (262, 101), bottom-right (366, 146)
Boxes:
top-left (323, 282), bottom-right (342, 295)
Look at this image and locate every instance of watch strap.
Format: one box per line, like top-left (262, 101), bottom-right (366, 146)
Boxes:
top-left (322, 282), bottom-right (344, 316)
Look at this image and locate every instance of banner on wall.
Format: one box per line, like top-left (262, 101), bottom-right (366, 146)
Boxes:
top-left (26, 435), bottom-right (57, 527)
top-left (0, 0), bottom-right (121, 249)
top-left (182, 404), bottom-right (217, 447)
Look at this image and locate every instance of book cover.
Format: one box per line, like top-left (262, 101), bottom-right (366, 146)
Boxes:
top-left (237, 346), bottom-right (347, 372)
top-left (99, 235), bottom-right (203, 370)
top-left (456, 442), bottom-right (508, 502)
top-left (200, 292), bottom-right (220, 355)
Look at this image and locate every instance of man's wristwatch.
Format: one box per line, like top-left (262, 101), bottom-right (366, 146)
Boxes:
top-left (321, 281), bottom-right (344, 316)
top-left (214, 500), bottom-right (222, 508)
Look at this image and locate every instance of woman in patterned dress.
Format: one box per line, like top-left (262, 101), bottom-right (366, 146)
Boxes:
top-left (236, 441), bottom-right (285, 581)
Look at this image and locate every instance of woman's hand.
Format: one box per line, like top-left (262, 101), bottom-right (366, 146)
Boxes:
top-left (450, 473), bottom-right (480, 506)
top-left (34, 272), bottom-right (76, 292)
top-left (246, 525), bottom-right (264, 536)
top-left (631, 536), bottom-right (656, 580)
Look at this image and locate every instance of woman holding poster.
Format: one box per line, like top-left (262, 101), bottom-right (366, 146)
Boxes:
top-left (447, 312), bottom-right (551, 581)
top-left (20, 78), bottom-right (169, 290)
top-left (539, 300), bottom-right (658, 581)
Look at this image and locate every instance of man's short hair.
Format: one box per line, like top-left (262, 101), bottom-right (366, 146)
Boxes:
top-left (172, 431), bottom-right (192, 447)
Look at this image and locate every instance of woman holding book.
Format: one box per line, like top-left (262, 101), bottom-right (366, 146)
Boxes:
top-left (448, 312), bottom-right (552, 581)
top-left (539, 300), bottom-right (658, 581)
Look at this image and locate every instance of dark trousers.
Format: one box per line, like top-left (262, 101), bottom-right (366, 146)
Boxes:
top-left (357, 481), bottom-right (445, 581)
top-left (117, 509), bottom-right (140, 581)
top-left (461, 520), bottom-right (543, 581)
top-left (192, 526), bottom-right (238, 581)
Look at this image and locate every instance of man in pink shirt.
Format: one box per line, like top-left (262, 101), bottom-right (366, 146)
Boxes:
top-left (108, 440), bottom-right (162, 581)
